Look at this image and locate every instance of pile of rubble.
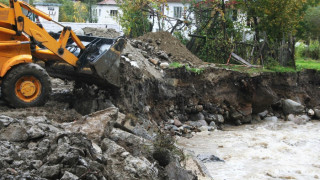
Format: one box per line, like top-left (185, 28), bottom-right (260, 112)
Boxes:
top-left (82, 27), bottom-right (121, 38)
top-left (162, 98), bottom-right (320, 138)
top-left (0, 107), bottom-right (199, 179)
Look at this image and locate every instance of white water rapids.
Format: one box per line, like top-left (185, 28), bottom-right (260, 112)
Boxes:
top-left (177, 120), bottom-right (320, 180)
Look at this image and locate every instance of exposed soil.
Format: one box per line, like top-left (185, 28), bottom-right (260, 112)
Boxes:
top-left (137, 31), bottom-right (204, 66)
top-left (82, 27), bottom-right (121, 38)
top-left (1, 30), bottom-right (320, 179)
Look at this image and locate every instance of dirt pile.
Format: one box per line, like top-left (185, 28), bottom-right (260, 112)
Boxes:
top-left (82, 27), bottom-right (121, 38)
top-left (137, 32), bottom-right (203, 66)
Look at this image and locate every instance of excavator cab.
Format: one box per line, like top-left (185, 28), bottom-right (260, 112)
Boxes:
top-left (0, 0), bottom-right (126, 108)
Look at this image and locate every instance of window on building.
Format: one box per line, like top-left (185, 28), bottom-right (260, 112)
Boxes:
top-left (174, 7), bottom-right (182, 18)
top-left (93, 9), bottom-right (97, 16)
top-left (110, 10), bottom-right (118, 17)
top-left (99, 9), bottom-right (101, 16)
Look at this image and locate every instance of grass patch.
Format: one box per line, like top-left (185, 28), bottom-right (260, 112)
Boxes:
top-left (296, 58), bottom-right (320, 71)
top-left (170, 62), bottom-right (204, 74)
top-left (171, 58), bottom-right (320, 74)
top-left (169, 62), bottom-right (183, 68)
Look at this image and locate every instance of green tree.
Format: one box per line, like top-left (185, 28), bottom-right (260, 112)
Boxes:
top-left (304, 6), bottom-right (320, 41)
top-left (0, 0), bottom-right (8, 5)
top-left (115, 0), bottom-right (152, 37)
top-left (59, 0), bottom-right (74, 22)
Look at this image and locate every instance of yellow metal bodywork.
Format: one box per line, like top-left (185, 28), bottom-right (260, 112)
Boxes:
top-left (0, 0), bottom-right (86, 78)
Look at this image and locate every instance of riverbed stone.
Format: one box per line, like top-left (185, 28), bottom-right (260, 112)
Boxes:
top-left (314, 109), bottom-right (320, 119)
top-left (190, 112), bottom-right (205, 121)
top-left (231, 111), bottom-right (243, 120)
top-left (287, 114), bottom-right (310, 125)
top-left (215, 114), bottom-right (224, 123)
top-left (199, 126), bottom-right (208, 132)
top-left (308, 109), bottom-right (315, 116)
top-left (165, 158), bottom-right (196, 180)
top-left (264, 116), bottom-right (278, 122)
top-left (197, 120), bottom-right (208, 127)
top-left (282, 99), bottom-right (305, 115)
top-left (197, 154), bottom-right (224, 163)
top-left (205, 114), bottom-right (215, 122)
top-left (241, 115), bottom-right (252, 123)
top-left (196, 105), bottom-right (204, 112)
top-left (209, 121), bottom-right (216, 127)
top-left (174, 119), bottom-right (182, 127)
top-left (258, 110), bottom-right (268, 118)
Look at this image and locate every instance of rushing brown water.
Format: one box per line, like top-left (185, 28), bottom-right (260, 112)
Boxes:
top-left (177, 120), bottom-right (320, 180)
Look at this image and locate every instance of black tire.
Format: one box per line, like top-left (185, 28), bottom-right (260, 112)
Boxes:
top-left (1, 63), bottom-right (51, 108)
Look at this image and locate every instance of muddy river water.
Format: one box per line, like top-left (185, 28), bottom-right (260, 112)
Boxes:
top-left (178, 119), bottom-right (320, 180)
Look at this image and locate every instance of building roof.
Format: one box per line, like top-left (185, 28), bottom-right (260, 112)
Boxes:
top-left (97, 0), bottom-right (117, 5)
top-left (33, 2), bottom-right (62, 6)
top-left (97, 0), bottom-right (190, 5)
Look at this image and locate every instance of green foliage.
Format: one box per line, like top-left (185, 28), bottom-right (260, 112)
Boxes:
top-left (244, 0), bottom-right (305, 40)
top-left (188, 0), bottom-right (243, 64)
top-left (296, 58), bottom-right (320, 71)
top-left (185, 65), bottom-right (204, 74)
top-left (169, 62), bottom-right (203, 74)
top-left (115, 0), bottom-right (152, 38)
top-left (169, 62), bottom-right (183, 68)
top-left (303, 6), bottom-right (320, 40)
top-left (296, 41), bottom-right (320, 60)
top-left (173, 31), bottom-right (188, 45)
top-left (0, 0), bottom-right (8, 5)
top-left (59, 0), bottom-right (74, 22)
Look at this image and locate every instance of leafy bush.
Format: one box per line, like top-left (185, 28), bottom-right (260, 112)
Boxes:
top-left (296, 41), bottom-right (320, 60)
top-left (295, 42), bottom-right (306, 59)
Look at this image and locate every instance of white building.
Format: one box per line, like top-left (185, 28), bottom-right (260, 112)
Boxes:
top-left (93, 0), bottom-right (194, 35)
top-left (34, 2), bottom-right (61, 22)
top-left (148, 0), bottom-right (194, 33)
top-left (92, 0), bottom-right (119, 25)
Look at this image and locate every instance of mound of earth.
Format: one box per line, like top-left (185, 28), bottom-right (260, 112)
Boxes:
top-left (137, 31), bottom-right (203, 66)
top-left (82, 27), bottom-right (121, 38)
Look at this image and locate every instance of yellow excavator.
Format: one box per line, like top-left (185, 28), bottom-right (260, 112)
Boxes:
top-left (0, 0), bottom-right (126, 108)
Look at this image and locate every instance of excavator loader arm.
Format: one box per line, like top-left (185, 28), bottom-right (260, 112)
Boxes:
top-left (4, 0), bottom-right (126, 87)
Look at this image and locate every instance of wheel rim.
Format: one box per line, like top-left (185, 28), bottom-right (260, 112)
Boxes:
top-left (15, 76), bottom-right (42, 102)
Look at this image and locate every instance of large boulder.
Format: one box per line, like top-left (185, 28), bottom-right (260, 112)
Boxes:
top-left (101, 138), bottom-right (158, 180)
top-left (64, 107), bottom-right (118, 143)
top-left (282, 99), bottom-right (305, 115)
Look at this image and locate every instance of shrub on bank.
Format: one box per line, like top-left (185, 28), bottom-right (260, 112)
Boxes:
top-left (296, 40), bottom-right (320, 60)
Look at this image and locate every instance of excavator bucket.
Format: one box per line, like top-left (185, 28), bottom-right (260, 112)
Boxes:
top-left (89, 38), bottom-right (126, 87)
top-left (48, 33), bottom-right (126, 88)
